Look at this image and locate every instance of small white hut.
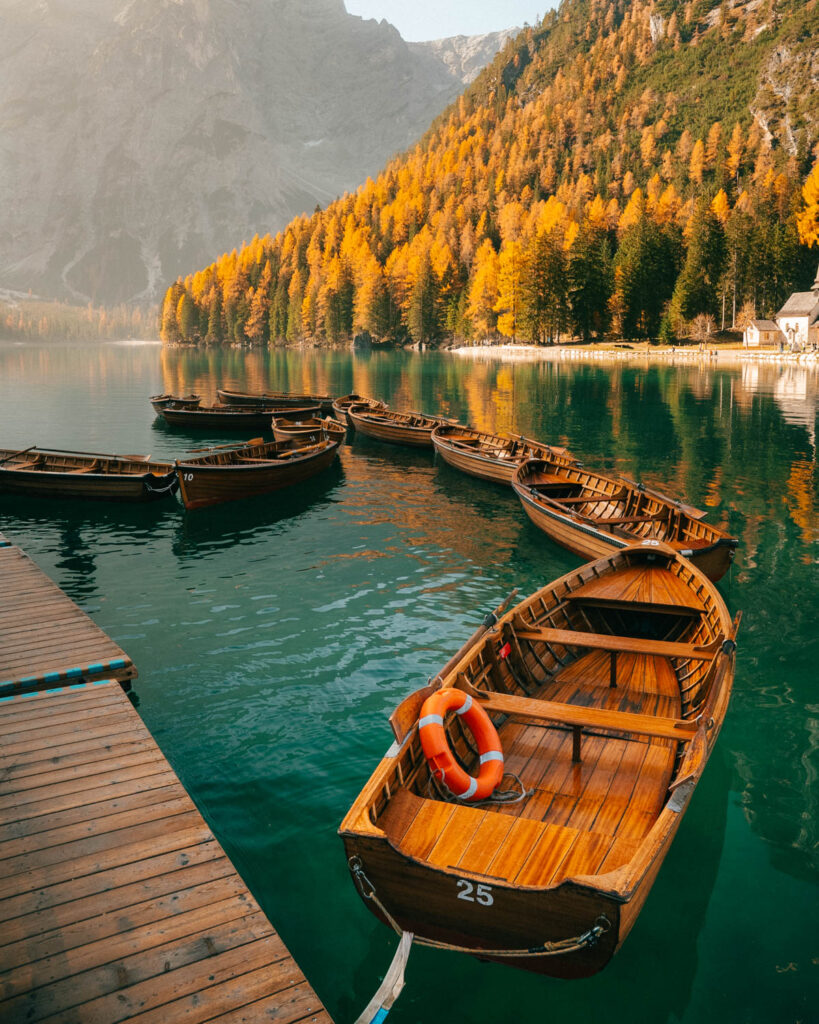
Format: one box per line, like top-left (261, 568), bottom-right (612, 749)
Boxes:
top-left (776, 265), bottom-right (819, 350)
top-left (743, 320), bottom-right (781, 348)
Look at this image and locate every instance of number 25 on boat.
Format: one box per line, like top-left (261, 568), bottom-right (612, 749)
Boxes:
top-left (339, 541), bottom-right (741, 978)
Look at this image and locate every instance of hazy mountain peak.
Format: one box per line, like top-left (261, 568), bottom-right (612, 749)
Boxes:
top-left (0, 0), bottom-right (512, 304)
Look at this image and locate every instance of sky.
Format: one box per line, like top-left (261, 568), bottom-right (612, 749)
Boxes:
top-left (343, 1), bottom-right (553, 42)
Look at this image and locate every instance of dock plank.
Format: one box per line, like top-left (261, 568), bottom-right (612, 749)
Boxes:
top-left (0, 682), bottom-right (331, 1023)
top-left (0, 546), bottom-right (134, 696)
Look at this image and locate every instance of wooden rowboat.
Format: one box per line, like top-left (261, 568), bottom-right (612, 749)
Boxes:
top-left (432, 425), bottom-right (578, 485)
top-left (348, 406), bottom-right (453, 448)
top-left (149, 393), bottom-right (200, 414)
top-left (0, 447), bottom-right (178, 502)
top-left (175, 437), bottom-right (340, 509)
top-left (340, 541), bottom-right (740, 978)
top-left (331, 394), bottom-right (387, 426)
top-left (272, 417), bottom-right (346, 445)
top-left (513, 458), bottom-right (738, 582)
top-left (161, 404), bottom-right (320, 431)
top-left (217, 387), bottom-right (334, 414)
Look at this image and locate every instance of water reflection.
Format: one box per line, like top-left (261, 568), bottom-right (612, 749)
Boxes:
top-left (171, 460), bottom-right (344, 560)
top-left (0, 340), bottom-right (817, 1019)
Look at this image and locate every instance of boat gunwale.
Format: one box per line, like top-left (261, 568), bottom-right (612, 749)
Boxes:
top-left (175, 437), bottom-right (339, 471)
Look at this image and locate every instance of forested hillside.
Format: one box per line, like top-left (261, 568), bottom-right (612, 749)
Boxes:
top-left (163, 0), bottom-right (819, 347)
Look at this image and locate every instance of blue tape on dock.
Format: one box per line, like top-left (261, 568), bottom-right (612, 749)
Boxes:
top-left (66, 667), bottom-right (83, 678)
top-left (109, 658), bottom-right (127, 669)
top-left (44, 671), bottom-right (62, 683)
top-left (372, 1010), bottom-right (389, 1024)
top-left (86, 663), bottom-right (104, 675)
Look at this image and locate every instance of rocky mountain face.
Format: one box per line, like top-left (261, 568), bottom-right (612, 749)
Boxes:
top-left (0, 0), bottom-right (508, 304)
top-left (411, 29), bottom-right (517, 85)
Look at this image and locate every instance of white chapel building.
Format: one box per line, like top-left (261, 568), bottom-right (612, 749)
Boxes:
top-left (774, 265), bottom-right (819, 350)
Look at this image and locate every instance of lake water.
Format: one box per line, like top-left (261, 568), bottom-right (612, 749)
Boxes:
top-left (0, 341), bottom-right (816, 1023)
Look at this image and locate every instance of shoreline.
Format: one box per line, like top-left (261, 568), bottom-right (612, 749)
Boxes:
top-left (447, 342), bottom-right (819, 368)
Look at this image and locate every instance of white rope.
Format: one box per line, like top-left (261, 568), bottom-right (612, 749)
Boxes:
top-left (354, 929), bottom-right (414, 1024)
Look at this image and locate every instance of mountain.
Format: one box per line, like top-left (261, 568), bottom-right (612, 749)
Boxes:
top-left (411, 30), bottom-right (519, 85)
top-left (163, 0), bottom-right (819, 348)
top-left (0, 0), bottom-right (508, 306)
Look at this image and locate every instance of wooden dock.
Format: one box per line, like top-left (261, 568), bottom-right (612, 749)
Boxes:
top-left (0, 681), bottom-right (331, 1024)
top-left (0, 545), bottom-right (136, 698)
top-left (0, 541), bottom-right (332, 1024)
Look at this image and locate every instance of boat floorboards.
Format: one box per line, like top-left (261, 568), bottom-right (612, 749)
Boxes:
top-left (0, 546), bottom-right (135, 697)
top-left (379, 648), bottom-right (680, 887)
top-left (0, 682), bottom-right (331, 1024)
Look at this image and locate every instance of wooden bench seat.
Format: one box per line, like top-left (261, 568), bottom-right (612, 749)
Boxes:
top-left (471, 690), bottom-right (697, 743)
top-left (514, 626), bottom-right (717, 661)
top-left (594, 512), bottom-right (668, 525)
top-left (549, 490), bottom-right (626, 505)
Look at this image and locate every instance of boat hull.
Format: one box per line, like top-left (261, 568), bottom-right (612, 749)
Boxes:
top-left (513, 484), bottom-right (736, 582)
top-left (0, 467), bottom-right (178, 502)
top-left (217, 389), bottom-right (333, 413)
top-left (349, 410), bottom-right (435, 448)
top-left (162, 405), bottom-right (320, 430)
top-left (150, 394), bottom-right (200, 414)
top-left (433, 435), bottom-right (519, 484)
top-left (176, 442), bottom-right (338, 510)
top-left (272, 418), bottom-right (345, 445)
top-left (341, 834), bottom-right (621, 978)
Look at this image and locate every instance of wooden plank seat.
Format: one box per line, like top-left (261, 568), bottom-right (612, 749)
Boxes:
top-left (594, 512), bottom-right (669, 525)
top-left (547, 489), bottom-right (628, 505)
top-left (514, 627), bottom-right (718, 661)
top-left (527, 476), bottom-right (575, 491)
top-left (469, 691), bottom-right (697, 743)
top-left (67, 465), bottom-right (97, 474)
top-left (8, 460), bottom-right (44, 471)
top-left (235, 456), bottom-right (277, 463)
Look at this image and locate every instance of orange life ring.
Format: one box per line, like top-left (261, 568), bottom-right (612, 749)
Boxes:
top-left (418, 689), bottom-right (504, 802)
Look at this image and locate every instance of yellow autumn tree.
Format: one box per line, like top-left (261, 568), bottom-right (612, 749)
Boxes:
top-left (797, 162), bottom-right (819, 247)
top-left (466, 239), bottom-right (499, 338)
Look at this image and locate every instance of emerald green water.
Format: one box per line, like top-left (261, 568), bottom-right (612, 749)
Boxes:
top-left (0, 341), bottom-right (816, 1023)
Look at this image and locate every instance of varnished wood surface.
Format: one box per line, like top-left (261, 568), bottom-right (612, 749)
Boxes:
top-left (0, 681), bottom-right (331, 1024)
top-left (217, 388), bottom-right (334, 413)
top-left (513, 459), bottom-right (737, 582)
top-left (176, 438), bottom-right (340, 510)
top-left (0, 451), bottom-right (178, 503)
top-left (341, 545), bottom-right (737, 976)
top-left (162, 405), bottom-right (320, 430)
top-left (0, 546), bottom-right (135, 697)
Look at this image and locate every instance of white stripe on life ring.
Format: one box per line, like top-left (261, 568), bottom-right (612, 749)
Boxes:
top-left (456, 777), bottom-right (478, 799)
top-left (418, 713), bottom-right (444, 730)
top-left (479, 750), bottom-right (504, 764)
top-left (454, 694), bottom-right (472, 715)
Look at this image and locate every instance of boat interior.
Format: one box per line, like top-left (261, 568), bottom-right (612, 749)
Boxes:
top-left (362, 553), bottom-right (727, 890)
top-left (520, 460), bottom-right (719, 550)
top-left (0, 450), bottom-right (164, 475)
top-left (180, 438), bottom-right (333, 466)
